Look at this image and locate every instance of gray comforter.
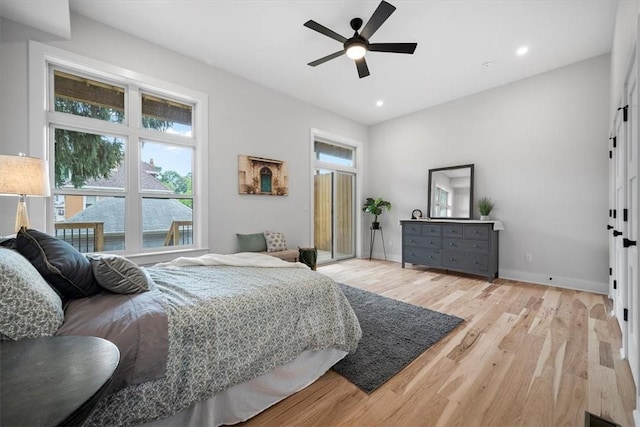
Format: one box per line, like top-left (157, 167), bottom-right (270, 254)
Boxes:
top-left (83, 265), bottom-right (361, 426)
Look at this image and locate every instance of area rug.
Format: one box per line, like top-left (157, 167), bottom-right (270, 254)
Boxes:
top-left (332, 283), bottom-right (464, 393)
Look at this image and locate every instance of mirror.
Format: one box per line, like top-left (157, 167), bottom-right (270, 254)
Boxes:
top-left (427, 164), bottom-right (474, 219)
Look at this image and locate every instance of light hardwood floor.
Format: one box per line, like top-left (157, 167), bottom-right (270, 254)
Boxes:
top-left (243, 259), bottom-right (635, 427)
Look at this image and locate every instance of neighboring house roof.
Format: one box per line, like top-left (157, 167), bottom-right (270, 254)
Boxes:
top-left (66, 197), bottom-right (192, 233)
top-left (72, 161), bottom-right (172, 193)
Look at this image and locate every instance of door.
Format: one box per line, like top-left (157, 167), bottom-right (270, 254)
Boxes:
top-left (614, 110), bottom-right (629, 359)
top-left (313, 139), bottom-right (357, 264)
top-left (314, 169), bottom-right (355, 263)
top-left (626, 56), bottom-right (639, 384)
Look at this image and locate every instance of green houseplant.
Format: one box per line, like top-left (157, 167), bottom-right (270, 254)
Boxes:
top-left (362, 197), bottom-right (392, 229)
top-left (477, 197), bottom-right (495, 220)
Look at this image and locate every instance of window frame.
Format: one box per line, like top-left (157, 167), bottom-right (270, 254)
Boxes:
top-left (29, 41), bottom-right (209, 263)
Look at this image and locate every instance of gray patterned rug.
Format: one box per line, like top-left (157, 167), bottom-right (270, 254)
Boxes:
top-left (332, 283), bottom-right (464, 393)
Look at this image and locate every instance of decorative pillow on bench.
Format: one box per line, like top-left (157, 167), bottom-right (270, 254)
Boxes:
top-left (264, 231), bottom-right (287, 252)
top-left (236, 233), bottom-right (268, 252)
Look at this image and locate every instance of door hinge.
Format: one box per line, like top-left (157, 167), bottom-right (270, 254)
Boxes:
top-left (609, 150), bottom-right (612, 159)
top-left (613, 136), bottom-right (617, 147)
top-left (624, 308), bottom-right (628, 321)
top-left (609, 267), bottom-right (612, 276)
top-left (614, 279), bottom-right (617, 289)
top-left (624, 208), bottom-right (628, 222)
top-left (618, 105), bottom-right (628, 122)
top-left (609, 209), bottom-right (612, 218)
top-left (613, 209), bottom-right (617, 219)
top-left (624, 238), bottom-right (637, 248)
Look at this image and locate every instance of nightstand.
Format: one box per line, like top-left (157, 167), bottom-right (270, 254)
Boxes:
top-left (1, 335), bottom-right (119, 426)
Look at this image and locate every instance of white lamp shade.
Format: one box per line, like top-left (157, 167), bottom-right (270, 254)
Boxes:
top-left (0, 154), bottom-right (51, 197)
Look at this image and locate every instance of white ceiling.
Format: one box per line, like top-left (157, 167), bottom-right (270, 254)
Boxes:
top-left (3, 1), bottom-right (618, 125)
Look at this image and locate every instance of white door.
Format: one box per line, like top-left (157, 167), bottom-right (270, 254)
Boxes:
top-left (615, 110), bottom-right (628, 359)
top-left (626, 55), bottom-right (639, 386)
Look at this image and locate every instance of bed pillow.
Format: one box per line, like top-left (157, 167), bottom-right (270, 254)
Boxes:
top-left (88, 254), bottom-right (151, 294)
top-left (264, 231), bottom-right (287, 252)
top-left (236, 233), bottom-right (268, 252)
top-left (0, 248), bottom-right (64, 340)
top-left (16, 228), bottom-right (100, 301)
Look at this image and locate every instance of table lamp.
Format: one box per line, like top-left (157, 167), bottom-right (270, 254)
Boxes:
top-left (0, 153), bottom-right (51, 232)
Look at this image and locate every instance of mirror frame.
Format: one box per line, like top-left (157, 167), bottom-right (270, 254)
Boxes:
top-left (427, 164), bottom-right (474, 220)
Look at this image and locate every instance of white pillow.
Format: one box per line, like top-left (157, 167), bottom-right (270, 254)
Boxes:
top-left (0, 248), bottom-right (64, 340)
top-left (263, 231), bottom-right (287, 252)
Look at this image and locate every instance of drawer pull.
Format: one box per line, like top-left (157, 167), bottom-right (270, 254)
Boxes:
top-left (410, 239), bottom-right (415, 243)
top-left (450, 242), bottom-right (455, 246)
top-left (449, 257), bottom-right (455, 261)
top-left (473, 244), bottom-right (478, 248)
top-left (474, 230), bottom-right (479, 234)
top-left (474, 261), bottom-right (479, 265)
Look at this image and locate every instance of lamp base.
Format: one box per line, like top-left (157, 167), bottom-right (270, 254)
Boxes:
top-left (15, 195), bottom-right (30, 232)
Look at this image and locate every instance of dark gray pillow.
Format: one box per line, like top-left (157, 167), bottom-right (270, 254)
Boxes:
top-left (16, 229), bottom-right (100, 301)
top-left (88, 254), bottom-right (151, 294)
top-left (236, 233), bottom-right (267, 252)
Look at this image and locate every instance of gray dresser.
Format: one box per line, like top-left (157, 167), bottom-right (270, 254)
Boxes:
top-left (401, 220), bottom-right (499, 282)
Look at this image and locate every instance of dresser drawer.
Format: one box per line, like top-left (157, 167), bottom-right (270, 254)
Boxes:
top-left (463, 225), bottom-right (490, 240)
top-left (403, 223), bottom-right (423, 235)
top-left (422, 224), bottom-right (441, 237)
top-left (442, 225), bottom-right (463, 237)
top-left (443, 238), bottom-right (489, 253)
top-left (464, 253), bottom-right (489, 272)
top-left (405, 234), bottom-right (441, 249)
top-left (404, 248), bottom-right (441, 266)
top-left (442, 251), bottom-right (489, 272)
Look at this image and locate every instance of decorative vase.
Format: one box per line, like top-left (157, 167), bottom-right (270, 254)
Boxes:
top-left (480, 215), bottom-right (490, 221)
top-left (371, 221), bottom-right (381, 229)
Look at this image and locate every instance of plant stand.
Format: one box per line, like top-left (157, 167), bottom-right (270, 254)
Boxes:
top-left (369, 225), bottom-right (387, 261)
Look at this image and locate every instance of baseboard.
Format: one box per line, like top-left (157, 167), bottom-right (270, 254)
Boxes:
top-left (499, 269), bottom-right (608, 294)
top-left (362, 256), bottom-right (608, 294)
top-left (633, 409), bottom-right (640, 427)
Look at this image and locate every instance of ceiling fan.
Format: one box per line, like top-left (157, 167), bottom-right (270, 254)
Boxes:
top-left (304, 0), bottom-right (417, 79)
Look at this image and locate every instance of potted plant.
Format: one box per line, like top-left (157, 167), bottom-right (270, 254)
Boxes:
top-left (477, 197), bottom-right (495, 221)
top-left (362, 197), bottom-right (392, 229)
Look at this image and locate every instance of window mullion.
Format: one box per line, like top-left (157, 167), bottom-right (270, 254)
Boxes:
top-left (126, 86), bottom-right (142, 255)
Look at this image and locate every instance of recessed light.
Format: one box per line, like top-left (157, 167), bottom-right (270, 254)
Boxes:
top-left (376, 100), bottom-right (384, 107)
top-left (516, 46), bottom-right (529, 56)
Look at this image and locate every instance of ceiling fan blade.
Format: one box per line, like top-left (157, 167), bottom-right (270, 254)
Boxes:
top-left (355, 57), bottom-right (370, 78)
top-left (304, 20), bottom-right (347, 43)
top-left (369, 42), bottom-right (417, 54)
top-left (308, 50), bottom-right (345, 67)
top-left (360, 1), bottom-right (396, 40)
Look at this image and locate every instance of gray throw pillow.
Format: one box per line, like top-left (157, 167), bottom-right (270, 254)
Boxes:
top-left (236, 233), bottom-right (268, 252)
top-left (88, 254), bottom-right (151, 294)
top-left (16, 228), bottom-right (100, 301)
top-left (0, 248), bottom-right (64, 340)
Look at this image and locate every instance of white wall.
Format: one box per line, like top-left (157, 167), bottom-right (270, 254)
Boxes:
top-left (0, 14), bottom-right (367, 253)
top-left (367, 55), bottom-right (611, 293)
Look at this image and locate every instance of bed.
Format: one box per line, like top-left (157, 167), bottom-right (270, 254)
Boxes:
top-left (0, 231), bottom-right (362, 427)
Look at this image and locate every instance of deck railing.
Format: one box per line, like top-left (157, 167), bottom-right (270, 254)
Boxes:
top-left (164, 221), bottom-right (193, 246)
top-left (54, 222), bottom-right (104, 252)
top-left (54, 220), bottom-right (193, 252)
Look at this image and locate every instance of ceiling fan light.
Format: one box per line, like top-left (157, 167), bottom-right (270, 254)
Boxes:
top-left (346, 44), bottom-right (367, 60)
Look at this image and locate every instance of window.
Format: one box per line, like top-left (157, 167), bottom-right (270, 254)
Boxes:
top-left (434, 186), bottom-right (450, 217)
top-left (32, 44), bottom-right (208, 257)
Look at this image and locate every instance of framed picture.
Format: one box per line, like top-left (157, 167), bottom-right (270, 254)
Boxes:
top-left (238, 155), bottom-right (289, 196)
